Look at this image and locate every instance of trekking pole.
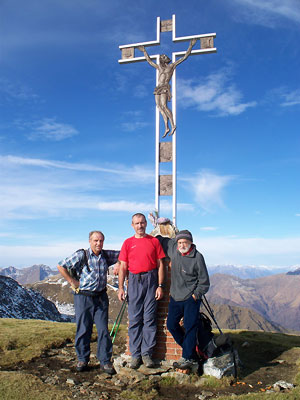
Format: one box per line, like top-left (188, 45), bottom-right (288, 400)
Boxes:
top-left (112, 300), bottom-right (127, 343)
top-left (202, 295), bottom-right (223, 335)
top-left (110, 298), bottom-right (127, 343)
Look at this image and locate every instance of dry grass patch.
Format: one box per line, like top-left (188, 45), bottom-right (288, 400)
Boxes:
top-left (0, 371), bottom-right (71, 400)
top-left (0, 318), bottom-right (76, 368)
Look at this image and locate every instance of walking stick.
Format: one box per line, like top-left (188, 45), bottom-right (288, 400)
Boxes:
top-left (202, 294), bottom-right (223, 335)
top-left (110, 299), bottom-right (127, 343)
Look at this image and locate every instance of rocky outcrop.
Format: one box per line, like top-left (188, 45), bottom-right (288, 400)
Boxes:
top-left (0, 275), bottom-right (65, 321)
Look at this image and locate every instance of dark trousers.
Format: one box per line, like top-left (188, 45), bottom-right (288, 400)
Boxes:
top-left (74, 291), bottom-right (112, 365)
top-left (127, 269), bottom-right (158, 358)
top-left (167, 295), bottom-right (201, 360)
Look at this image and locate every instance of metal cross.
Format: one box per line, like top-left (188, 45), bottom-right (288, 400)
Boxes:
top-left (119, 15), bottom-right (217, 226)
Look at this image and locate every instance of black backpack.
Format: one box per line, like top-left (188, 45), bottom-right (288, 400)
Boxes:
top-left (196, 312), bottom-right (215, 360)
top-left (67, 249), bottom-right (109, 280)
top-left (196, 296), bottom-right (238, 377)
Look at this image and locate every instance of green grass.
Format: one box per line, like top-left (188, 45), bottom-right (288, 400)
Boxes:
top-left (226, 330), bottom-right (300, 378)
top-left (0, 318), bottom-right (129, 400)
top-left (0, 318), bottom-right (76, 368)
top-left (216, 330), bottom-right (300, 399)
top-left (0, 319), bottom-right (76, 399)
top-left (0, 372), bottom-right (72, 400)
top-left (120, 379), bottom-right (159, 400)
top-left (1, 320), bottom-right (300, 399)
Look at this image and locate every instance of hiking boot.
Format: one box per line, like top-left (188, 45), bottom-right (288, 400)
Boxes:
top-left (100, 361), bottom-right (116, 375)
top-left (76, 361), bottom-right (88, 372)
top-left (142, 354), bottom-right (155, 368)
top-left (130, 357), bottom-right (142, 369)
top-left (173, 358), bottom-right (195, 370)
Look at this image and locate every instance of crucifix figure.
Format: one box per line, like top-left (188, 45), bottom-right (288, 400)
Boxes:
top-left (138, 38), bottom-right (197, 138)
top-left (118, 15), bottom-right (216, 225)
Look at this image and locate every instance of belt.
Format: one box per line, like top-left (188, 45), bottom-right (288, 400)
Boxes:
top-left (77, 288), bottom-right (106, 297)
top-left (135, 271), bottom-right (150, 283)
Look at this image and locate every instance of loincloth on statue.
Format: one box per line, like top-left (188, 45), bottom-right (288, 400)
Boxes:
top-left (154, 84), bottom-right (171, 102)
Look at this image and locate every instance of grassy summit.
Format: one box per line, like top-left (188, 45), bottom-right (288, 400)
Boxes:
top-left (1, 319), bottom-right (300, 399)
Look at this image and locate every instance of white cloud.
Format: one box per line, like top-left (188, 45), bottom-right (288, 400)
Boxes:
top-left (2, 235), bottom-right (300, 269)
top-left (0, 154), bottom-right (156, 221)
top-left (97, 200), bottom-right (194, 213)
top-left (0, 238), bottom-right (124, 268)
top-left (231, 0), bottom-right (300, 26)
top-left (0, 154), bottom-right (198, 222)
top-left (280, 89), bottom-right (300, 107)
top-left (97, 201), bottom-right (153, 212)
top-left (0, 242), bottom-right (87, 268)
top-left (266, 87), bottom-right (300, 108)
top-left (183, 170), bottom-right (235, 212)
top-left (195, 235), bottom-right (300, 266)
top-left (0, 78), bottom-right (39, 102)
top-left (120, 110), bottom-right (150, 132)
top-left (15, 118), bottom-right (79, 141)
top-left (0, 155), bottom-right (154, 183)
top-left (200, 227), bottom-right (218, 231)
top-left (178, 70), bottom-right (256, 116)
top-left (121, 121), bottom-right (150, 132)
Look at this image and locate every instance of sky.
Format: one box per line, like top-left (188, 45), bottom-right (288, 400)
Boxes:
top-left (0, 0), bottom-right (300, 269)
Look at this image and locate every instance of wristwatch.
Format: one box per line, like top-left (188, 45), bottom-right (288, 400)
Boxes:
top-left (158, 283), bottom-right (165, 288)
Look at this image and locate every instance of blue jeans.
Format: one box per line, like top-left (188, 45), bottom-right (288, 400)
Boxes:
top-left (127, 270), bottom-right (158, 358)
top-left (74, 290), bottom-right (112, 365)
top-left (167, 295), bottom-right (201, 360)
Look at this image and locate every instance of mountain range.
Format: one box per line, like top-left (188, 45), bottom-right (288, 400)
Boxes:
top-left (1, 263), bottom-right (299, 333)
top-left (27, 273), bottom-right (126, 324)
top-left (1, 263), bottom-right (297, 282)
top-left (27, 273), bottom-right (285, 333)
top-left (206, 273), bottom-right (300, 331)
top-left (0, 265), bottom-right (58, 285)
top-left (207, 264), bottom-right (295, 279)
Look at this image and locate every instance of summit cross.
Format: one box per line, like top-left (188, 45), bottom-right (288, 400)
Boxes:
top-left (118, 15), bottom-right (217, 226)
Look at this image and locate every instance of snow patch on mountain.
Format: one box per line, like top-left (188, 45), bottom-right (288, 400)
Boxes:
top-left (0, 275), bottom-right (67, 322)
top-left (208, 264), bottom-right (292, 279)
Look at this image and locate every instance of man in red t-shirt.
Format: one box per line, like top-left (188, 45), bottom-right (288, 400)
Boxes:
top-left (118, 213), bottom-right (165, 369)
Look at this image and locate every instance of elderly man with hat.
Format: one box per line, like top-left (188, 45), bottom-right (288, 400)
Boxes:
top-left (157, 228), bottom-right (210, 370)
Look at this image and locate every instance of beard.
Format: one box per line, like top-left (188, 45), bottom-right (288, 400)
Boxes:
top-left (177, 244), bottom-right (191, 254)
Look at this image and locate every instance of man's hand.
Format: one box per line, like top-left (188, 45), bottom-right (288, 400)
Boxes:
top-left (70, 278), bottom-right (80, 293)
top-left (155, 287), bottom-right (164, 300)
top-left (57, 264), bottom-right (80, 291)
top-left (118, 288), bottom-right (126, 302)
top-left (192, 294), bottom-right (197, 301)
top-left (69, 277), bottom-right (79, 289)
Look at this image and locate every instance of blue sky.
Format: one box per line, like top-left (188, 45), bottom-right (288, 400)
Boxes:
top-left (1, 0), bottom-right (300, 269)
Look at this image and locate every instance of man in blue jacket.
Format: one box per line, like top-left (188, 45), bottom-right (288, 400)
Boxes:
top-left (157, 229), bottom-right (210, 370)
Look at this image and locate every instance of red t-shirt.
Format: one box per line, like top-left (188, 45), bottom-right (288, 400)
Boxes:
top-left (119, 234), bottom-right (165, 274)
